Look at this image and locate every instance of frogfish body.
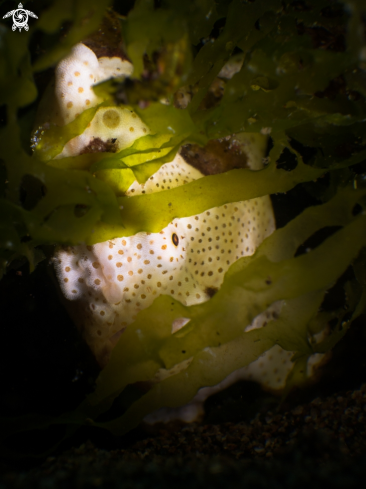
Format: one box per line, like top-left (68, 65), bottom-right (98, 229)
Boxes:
top-left (35, 42), bottom-right (321, 422)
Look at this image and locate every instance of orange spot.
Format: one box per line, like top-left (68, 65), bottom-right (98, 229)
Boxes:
top-left (67, 101), bottom-right (73, 109)
top-left (67, 81), bottom-right (72, 86)
top-left (129, 127), bottom-right (134, 132)
top-left (78, 87), bottom-right (84, 93)
top-left (74, 71), bottom-right (80, 76)
top-left (117, 275), bottom-right (124, 281)
top-left (85, 99), bottom-right (90, 106)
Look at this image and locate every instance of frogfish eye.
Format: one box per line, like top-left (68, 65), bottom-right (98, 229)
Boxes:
top-left (172, 233), bottom-right (179, 246)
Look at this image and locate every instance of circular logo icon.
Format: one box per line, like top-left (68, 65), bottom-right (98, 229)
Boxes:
top-left (2, 3), bottom-right (38, 32)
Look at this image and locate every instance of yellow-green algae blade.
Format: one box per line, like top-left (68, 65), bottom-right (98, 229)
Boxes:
top-left (78, 185), bottom-right (365, 427)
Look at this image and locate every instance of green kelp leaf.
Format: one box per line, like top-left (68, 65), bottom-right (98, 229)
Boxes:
top-left (24, 164), bottom-right (120, 243)
top-left (98, 291), bottom-right (325, 435)
top-left (129, 145), bottom-right (181, 183)
top-left (1, 123), bottom-right (30, 203)
top-left (118, 133), bottom-right (173, 161)
top-left (121, 146), bottom-right (174, 170)
top-left (89, 102), bottom-right (206, 186)
top-left (287, 123), bottom-right (366, 171)
top-left (1, 123), bottom-right (121, 246)
top-left (120, 35), bottom-right (193, 105)
top-left (92, 150), bottom-right (175, 196)
top-left (203, 45), bottom-right (360, 138)
top-left (47, 152), bottom-right (116, 171)
top-left (80, 294), bottom-right (189, 416)
top-left (312, 324), bottom-right (349, 355)
top-left (161, 0), bottom-right (219, 46)
top-left (87, 101), bottom-right (203, 190)
top-left (90, 158), bottom-right (129, 172)
top-left (122, 5), bottom-right (189, 79)
top-left (247, 186), bottom-right (366, 264)
top-left (87, 161), bottom-right (324, 243)
top-left (122, 0), bottom-right (218, 80)
top-left (91, 289), bottom-right (322, 424)
top-left (281, 354), bottom-right (310, 401)
top-left (93, 168), bottom-right (136, 196)
top-left (89, 134), bottom-right (173, 173)
top-left (158, 216), bottom-right (366, 370)
top-left (196, 0), bottom-right (363, 138)
top-left (33, 0), bottom-right (113, 71)
top-left (267, 291), bottom-right (326, 353)
top-left (33, 106), bottom-right (99, 161)
top-left (83, 187), bottom-right (365, 422)
top-left (187, 0), bottom-right (281, 114)
top-left (0, 26), bottom-right (37, 108)
top-left (134, 102), bottom-right (198, 147)
top-left (6, 276), bottom-right (325, 444)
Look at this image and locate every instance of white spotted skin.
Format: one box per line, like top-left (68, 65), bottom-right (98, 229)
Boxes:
top-left (46, 45), bottom-right (326, 423)
top-left (34, 43), bottom-right (136, 158)
top-left (55, 155), bottom-right (276, 367)
top-left (56, 43), bottom-right (101, 124)
top-left (57, 106), bottom-right (150, 158)
top-left (55, 43), bottom-right (133, 125)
